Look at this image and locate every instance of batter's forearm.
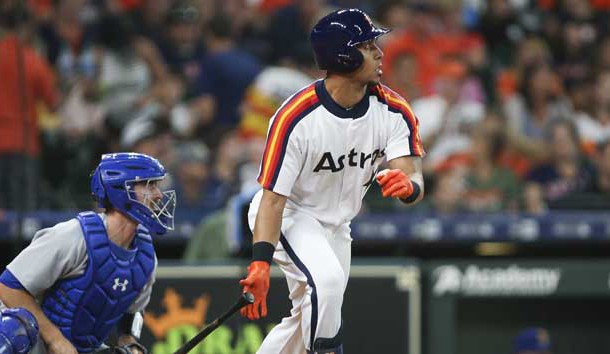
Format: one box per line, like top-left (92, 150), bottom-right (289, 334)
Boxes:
top-left (387, 156), bottom-right (425, 205)
top-left (0, 284), bottom-right (65, 345)
top-left (253, 190), bottom-right (287, 246)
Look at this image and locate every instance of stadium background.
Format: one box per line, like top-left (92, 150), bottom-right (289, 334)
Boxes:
top-left (2, 0), bottom-right (610, 353)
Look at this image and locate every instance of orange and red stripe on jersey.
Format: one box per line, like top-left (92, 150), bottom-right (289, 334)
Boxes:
top-left (374, 85), bottom-right (425, 157)
top-left (257, 84), bottom-right (321, 190)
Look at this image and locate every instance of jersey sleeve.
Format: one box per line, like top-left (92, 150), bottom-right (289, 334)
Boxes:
top-left (0, 270), bottom-right (26, 290)
top-left (381, 88), bottom-right (425, 160)
top-left (256, 84), bottom-right (319, 196)
top-left (6, 219), bottom-right (87, 297)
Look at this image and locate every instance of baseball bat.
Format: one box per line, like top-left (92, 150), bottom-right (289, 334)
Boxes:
top-left (172, 292), bottom-right (255, 354)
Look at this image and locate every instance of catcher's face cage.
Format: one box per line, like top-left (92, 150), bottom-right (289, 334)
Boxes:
top-left (125, 177), bottom-right (176, 232)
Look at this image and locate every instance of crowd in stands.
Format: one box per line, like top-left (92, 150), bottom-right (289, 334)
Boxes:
top-left (1, 0), bottom-right (610, 223)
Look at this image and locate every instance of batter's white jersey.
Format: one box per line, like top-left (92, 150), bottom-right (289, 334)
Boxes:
top-left (253, 79), bottom-right (424, 226)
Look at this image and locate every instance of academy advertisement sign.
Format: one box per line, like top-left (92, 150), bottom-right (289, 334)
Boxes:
top-left (433, 264), bottom-right (562, 296)
top-left (425, 260), bottom-right (610, 354)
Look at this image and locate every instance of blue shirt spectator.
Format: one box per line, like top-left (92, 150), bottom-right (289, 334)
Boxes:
top-left (195, 47), bottom-right (260, 126)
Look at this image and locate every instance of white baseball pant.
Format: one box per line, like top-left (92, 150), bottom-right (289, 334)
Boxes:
top-left (249, 208), bottom-right (351, 354)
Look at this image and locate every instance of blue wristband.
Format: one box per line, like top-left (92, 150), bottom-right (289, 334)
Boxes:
top-left (400, 181), bottom-right (421, 204)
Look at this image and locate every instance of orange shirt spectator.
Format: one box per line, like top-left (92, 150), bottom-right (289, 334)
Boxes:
top-left (383, 30), bottom-right (484, 96)
top-left (259, 0), bottom-right (294, 14)
top-left (0, 34), bottom-right (59, 156)
top-left (591, 0), bottom-right (610, 10)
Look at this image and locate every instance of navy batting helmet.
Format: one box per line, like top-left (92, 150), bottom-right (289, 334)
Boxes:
top-left (0, 307), bottom-right (39, 354)
top-left (90, 153), bottom-right (176, 235)
top-left (310, 8), bottom-right (389, 73)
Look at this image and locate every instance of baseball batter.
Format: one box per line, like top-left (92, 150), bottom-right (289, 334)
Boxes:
top-left (0, 153), bottom-right (176, 354)
top-left (239, 8), bottom-right (425, 354)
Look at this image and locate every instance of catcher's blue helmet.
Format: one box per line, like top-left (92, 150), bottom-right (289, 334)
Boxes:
top-left (0, 307), bottom-right (39, 354)
top-left (310, 8), bottom-right (390, 73)
top-left (91, 153), bottom-right (176, 235)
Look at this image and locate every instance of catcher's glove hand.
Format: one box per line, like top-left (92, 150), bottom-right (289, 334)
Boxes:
top-left (97, 342), bottom-right (148, 354)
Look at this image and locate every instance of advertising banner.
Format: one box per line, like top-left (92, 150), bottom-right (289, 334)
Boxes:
top-left (424, 260), bottom-right (610, 354)
top-left (141, 262), bottom-right (420, 354)
top-left (428, 260), bottom-right (610, 297)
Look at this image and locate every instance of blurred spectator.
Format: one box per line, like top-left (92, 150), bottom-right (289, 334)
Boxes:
top-left (436, 0), bottom-right (487, 102)
top-left (41, 1), bottom-right (104, 207)
top-left (373, 0), bottom-right (411, 46)
top-left (555, 0), bottom-right (597, 85)
top-left (235, 136), bottom-right (266, 194)
top-left (462, 119), bottom-right (521, 213)
top-left (538, 11), bottom-right (563, 61)
top-left (40, 110), bottom-right (181, 209)
top-left (595, 35), bottom-right (610, 72)
top-left (372, 2), bottom-right (417, 101)
top-left (478, 0), bottom-right (522, 69)
top-left (90, 14), bottom-right (181, 133)
top-left (239, 49), bottom-right (317, 139)
top-left (385, 50), bottom-right (420, 100)
top-left (561, 139), bottom-right (610, 210)
top-left (496, 36), bottom-right (552, 102)
top-left (219, 0), bottom-right (270, 60)
top-left (256, 0), bottom-right (293, 15)
top-left (37, 0), bottom-right (97, 91)
top-left (513, 327), bottom-right (552, 354)
top-left (212, 129), bottom-right (244, 188)
top-left (191, 13), bottom-right (261, 148)
top-left (121, 112), bottom-right (174, 166)
top-left (157, 0), bottom-right (206, 100)
top-left (503, 63), bottom-right (570, 162)
top-left (523, 120), bottom-right (595, 213)
top-left (382, 1), bottom-right (485, 97)
top-left (575, 71), bottom-right (610, 154)
top-left (420, 168), bottom-right (467, 215)
top-left (590, 140), bottom-right (610, 195)
top-left (171, 140), bottom-right (227, 211)
top-left (129, 0), bottom-right (173, 46)
top-left (382, 2), bottom-right (441, 96)
top-left (0, 2), bottom-right (60, 210)
top-left (183, 209), bottom-right (231, 261)
top-left (263, 0), bottom-right (326, 64)
top-left (374, 0), bottom-right (410, 30)
top-left (411, 59), bottom-right (485, 173)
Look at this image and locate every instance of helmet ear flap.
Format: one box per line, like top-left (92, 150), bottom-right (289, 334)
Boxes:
top-left (331, 45), bottom-right (364, 73)
top-left (344, 46), bottom-right (364, 71)
top-left (90, 167), bottom-right (109, 208)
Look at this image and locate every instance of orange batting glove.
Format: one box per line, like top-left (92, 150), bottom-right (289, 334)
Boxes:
top-left (376, 169), bottom-right (414, 199)
top-left (239, 261), bottom-right (270, 320)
